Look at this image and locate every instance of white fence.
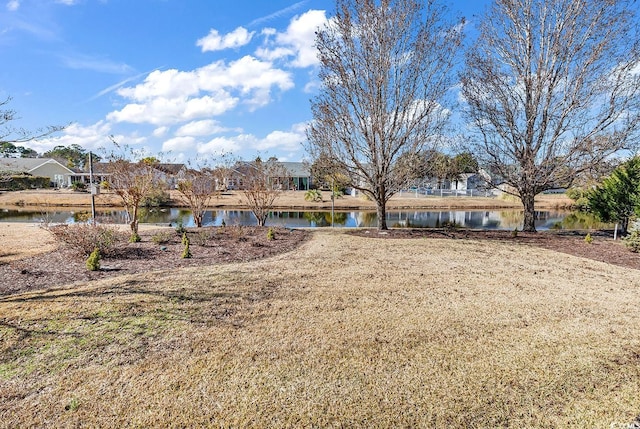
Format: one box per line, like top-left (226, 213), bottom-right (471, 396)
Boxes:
top-left (397, 188), bottom-right (497, 198)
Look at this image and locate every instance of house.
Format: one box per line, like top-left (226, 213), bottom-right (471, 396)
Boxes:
top-left (276, 162), bottom-right (312, 190)
top-left (224, 161), bottom-right (312, 191)
top-left (152, 163), bottom-right (187, 189)
top-left (0, 158), bottom-right (80, 187)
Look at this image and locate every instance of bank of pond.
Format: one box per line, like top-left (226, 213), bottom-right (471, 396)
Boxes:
top-left (0, 206), bottom-right (608, 231)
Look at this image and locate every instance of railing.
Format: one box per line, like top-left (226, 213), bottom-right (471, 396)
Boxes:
top-left (397, 189), bottom-right (497, 198)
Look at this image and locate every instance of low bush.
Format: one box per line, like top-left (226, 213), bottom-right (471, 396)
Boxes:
top-left (267, 228), bottom-right (275, 241)
top-left (194, 230), bottom-right (214, 246)
top-left (181, 232), bottom-right (192, 258)
top-left (623, 228), bottom-right (640, 253)
top-left (584, 233), bottom-right (593, 244)
top-left (47, 224), bottom-right (128, 257)
top-left (85, 247), bottom-right (100, 271)
top-left (151, 231), bottom-right (173, 245)
top-left (304, 189), bottom-right (322, 202)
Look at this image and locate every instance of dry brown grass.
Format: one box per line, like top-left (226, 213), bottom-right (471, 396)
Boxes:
top-left (0, 188), bottom-right (574, 210)
top-left (1, 231), bottom-right (640, 427)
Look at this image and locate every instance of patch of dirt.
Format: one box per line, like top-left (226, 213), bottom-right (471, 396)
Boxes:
top-left (350, 228), bottom-right (640, 271)
top-left (0, 226), bottom-right (310, 297)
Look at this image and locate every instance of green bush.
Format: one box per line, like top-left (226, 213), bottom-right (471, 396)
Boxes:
top-left (85, 247), bottom-right (100, 271)
top-left (0, 175), bottom-right (50, 191)
top-left (623, 228), bottom-right (640, 253)
top-left (584, 233), bottom-right (593, 244)
top-left (181, 232), bottom-right (192, 258)
top-left (129, 232), bottom-right (141, 243)
top-left (151, 230), bottom-right (173, 245)
top-left (304, 189), bottom-right (322, 202)
top-left (267, 227), bottom-right (275, 240)
top-left (71, 181), bottom-right (87, 192)
top-left (142, 189), bottom-right (171, 207)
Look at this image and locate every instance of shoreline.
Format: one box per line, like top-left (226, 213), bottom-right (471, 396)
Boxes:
top-left (0, 189), bottom-right (574, 211)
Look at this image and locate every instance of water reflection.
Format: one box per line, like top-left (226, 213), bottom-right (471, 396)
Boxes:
top-left (0, 206), bottom-right (603, 230)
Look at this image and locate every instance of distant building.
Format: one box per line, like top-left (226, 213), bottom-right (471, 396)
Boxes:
top-left (0, 158), bottom-right (81, 187)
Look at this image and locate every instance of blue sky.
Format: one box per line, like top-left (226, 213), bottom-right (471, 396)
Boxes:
top-left (1, 0), bottom-right (488, 163)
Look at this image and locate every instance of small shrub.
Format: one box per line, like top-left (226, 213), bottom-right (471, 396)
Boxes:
top-left (151, 230), bottom-right (173, 245)
top-left (584, 233), bottom-right (593, 244)
top-left (267, 227), bottom-right (275, 241)
top-left (623, 228), bottom-right (640, 253)
top-left (181, 232), bottom-right (192, 258)
top-left (85, 247), bottom-right (100, 271)
top-left (194, 230), bottom-right (213, 246)
top-left (47, 224), bottom-right (128, 257)
top-left (175, 223), bottom-right (186, 235)
top-left (129, 232), bottom-right (141, 243)
top-left (71, 181), bottom-right (87, 192)
top-left (304, 189), bottom-right (322, 202)
top-left (511, 228), bottom-right (518, 238)
top-left (230, 225), bottom-right (245, 240)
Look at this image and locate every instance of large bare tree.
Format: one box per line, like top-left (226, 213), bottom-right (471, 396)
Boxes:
top-left (307, 0), bottom-right (462, 229)
top-left (461, 0), bottom-right (640, 232)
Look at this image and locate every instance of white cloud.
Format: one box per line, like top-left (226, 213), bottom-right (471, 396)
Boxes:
top-left (197, 27), bottom-right (254, 52)
top-left (175, 119), bottom-right (227, 137)
top-left (248, 1), bottom-right (308, 27)
top-left (30, 121), bottom-right (113, 153)
top-left (254, 122), bottom-right (307, 151)
top-left (109, 55), bottom-right (293, 125)
top-left (197, 136), bottom-right (245, 155)
top-left (195, 123), bottom-right (307, 157)
top-left (60, 53), bottom-right (133, 74)
top-left (162, 136), bottom-right (196, 153)
top-left (153, 126), bottom-right (169, 137)
top-left (7, 0), bottom-right (19, 11)
top-left (256, 10), bottom-right (326, 68)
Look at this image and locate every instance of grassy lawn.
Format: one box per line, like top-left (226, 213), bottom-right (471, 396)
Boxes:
top-left (1, 230), bottom-right (639, 427)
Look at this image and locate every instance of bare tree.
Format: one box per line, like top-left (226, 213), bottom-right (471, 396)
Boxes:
top-left (177, 165), bottom-right (229, 228)
top-left (0, 97), bottom-right (65, 182)
top-left (461, 0), bottom-right (640, 232)
top-left (240, 158), bottom-right (289, 227)
top-left (104, 141), bottom-right (161, 239)
top-left (307, 0), bottom-right (462, 229)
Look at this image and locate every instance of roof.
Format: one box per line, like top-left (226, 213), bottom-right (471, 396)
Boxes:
top-left (0, 158), bottom-right (74, 174)
top-left (154, 163), bottom-right (186, 175)
top-left (278, 162), bottom-right (310, 177)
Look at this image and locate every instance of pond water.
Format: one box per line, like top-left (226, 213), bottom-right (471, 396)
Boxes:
top-left (0, 206), bottom-right (606, 230)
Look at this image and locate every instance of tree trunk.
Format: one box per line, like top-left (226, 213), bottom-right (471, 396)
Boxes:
top-left (130, 205), bottom-right (139, 235)
top-left (376, 201), bottom-right (388, 230)
top-left (521, 192), bottom-right (536, 232)
top-left (257, 213), bottom-right (267, 227)
top-left (194, 211), bottom-right (203, 228)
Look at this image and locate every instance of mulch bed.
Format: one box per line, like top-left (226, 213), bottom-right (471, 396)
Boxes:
top-left (2, 227), bottom-right (638, 298)
top-left (0, 226), bottom-right (310, 297)
top-left (350, 228), bottom-right (640, 271)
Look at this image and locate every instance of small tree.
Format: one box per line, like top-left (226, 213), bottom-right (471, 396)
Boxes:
top-left (103, 139), bottom-right (161, 237)
top-left (587, 157), bottom-right (640, 236)
top-left (177, 162), bottom-right (228, 228)
top-left (240, 158), bottom-right (289, 226)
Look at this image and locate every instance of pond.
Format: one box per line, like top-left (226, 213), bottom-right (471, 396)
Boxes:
top-left (0, 206), bottom-right (608, 231)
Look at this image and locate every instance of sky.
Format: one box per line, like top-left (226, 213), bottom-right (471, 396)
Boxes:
top-left (0, 0), bottom-right (489, 164)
